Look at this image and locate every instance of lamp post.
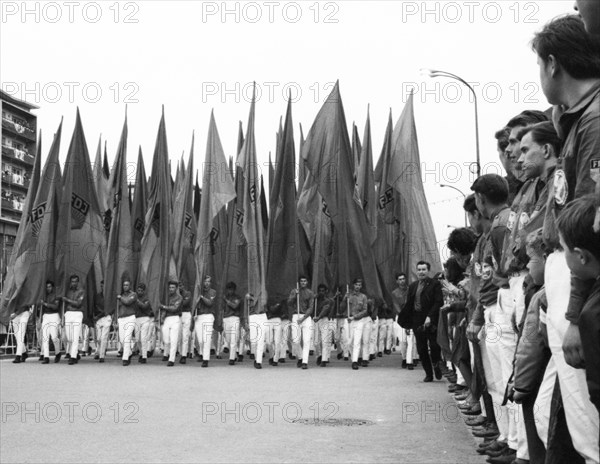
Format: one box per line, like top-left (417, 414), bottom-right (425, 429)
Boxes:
top-left (421, 68), bottom-right (481, 178)
top-left (440, 184), bottom-right (468, 227)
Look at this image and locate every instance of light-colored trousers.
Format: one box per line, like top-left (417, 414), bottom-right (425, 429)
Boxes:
top-left (378, 318), bottom-right (394, 353)
top-left (162, 315), bottom-right (181, 362)
top-left (291, 314), bottom-right (313, 364)
top-left (118, 315), bottom-right (136, 360)
top-left (249, 313), bottom-right (267, 364)
top-left (179, 312), bottom-right (192, 356)
top-left (223, 316), bottom-right (241, 360)
top-left (136, 316), bottom-right (152, 359)
top-left (11, 310), bottom-right (31, 356)
top-left (64, 311), bottom-right (83, 359)
top-left (194, 313), bottom-right (214, 361)
top-left (265, 317), bottom-right (283, 361)
top-left (41, 313), bottom-right (61, 358)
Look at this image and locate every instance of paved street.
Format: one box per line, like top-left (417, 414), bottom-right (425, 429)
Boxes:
top-left (1, 352), bottom-right (487, 463)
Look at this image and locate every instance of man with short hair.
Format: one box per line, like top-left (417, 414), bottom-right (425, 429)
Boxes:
top-left (344, 278), bottom-right (369, 371)
top-left (288, 276), bottom-right (314, 369)
top-left (222, 281), bottom-right (242, 365)
top-left (159, 281), bottom-right (182, 367)
top-left (61, 274), bottom-right (85, 365)
top-left (135, 283), bottom-right (153, 364)
top-left (532, 14), bottom-right (600, 461)
top-left (39, 280), bottom-right (61, 364)
top-left (403, 262), bottom-right (444, 382)
top-left (194, 275), bottom-right (216, 367)
top-left (117, 280), bottom-right (137, 366)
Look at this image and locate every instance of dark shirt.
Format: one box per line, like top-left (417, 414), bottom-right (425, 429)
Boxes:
top-left (118, 290), bottom-right (137, 318)
top-left (196, 287), bottom-right (216, 316)
top-left (164, 293), bottom-right (183, 317)
top-left (42, 291), bottom-right (60, 315)
top-left (64, 288), bottom-right (85, 312)
top-left (315, 296), bottom-right (334, 320)
top-left (391, 287), bottom-right (408, 316)
top-left (92, 291), bottom-right (105, 321)
top-left (223, 292), bottom-right (242, 319)
top-left (135, 296), bottom-right (153, 318)
top-left (478, 205), bottom-right (510, 306)
top-left (180, 289), bottom-right (192, 313)
top-left (288, 287), bottom-right (314, 316)
top-left (343, 292), bottom-right (368, 319)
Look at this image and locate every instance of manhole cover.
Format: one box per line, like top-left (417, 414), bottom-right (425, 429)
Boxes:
top-left (293, 418), bottom-right (375, 426)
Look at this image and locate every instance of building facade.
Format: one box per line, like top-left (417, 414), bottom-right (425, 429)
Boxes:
top-left (0, 90), bottom-right (38, 291)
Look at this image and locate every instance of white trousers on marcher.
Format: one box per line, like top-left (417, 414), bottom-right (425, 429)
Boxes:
top-left (335, 318), bottom-right (349, 357)
top-left (162, 315), bottom-right (181, 362)
top-left (318, 318), bottom-right (335, 362)
top-left (249, 313), bottom-right (267, 364)
top-left (223, 316), bottom-right (240, 360)
top-left (179, 312), bottom-right (192, 356)
top-left (95, 315), bottom-right (112, 358)
top-left (118, 315), bottom-right (136, 360)
top-left (291, 314), bottom-right (313, 364)
top-left (378, 318), bottom-right (393, 352)
top-left (399, 327), bottom-right (416, 363)
top-left (194, 314), bottom-right (214, 361)
top-left (41, 313), bottom-right (61, 358)
top-left (349, 318), bottom-right (365, 363)
top-left (265, 317), bottom-right (282, 361)
top-left (543, 251), bottom-right (599, 464)
top-left (11, 311), bottom-right (31, 356)
top-left (369, 318), bottom-right (379, 355)
top-left (64, 311), bottom-right (83, 359)
top-left (136, 316), bottom-right (152, 359)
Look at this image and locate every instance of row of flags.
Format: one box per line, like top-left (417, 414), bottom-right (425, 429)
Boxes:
top-left (0, 82), bottom-right (440, 328)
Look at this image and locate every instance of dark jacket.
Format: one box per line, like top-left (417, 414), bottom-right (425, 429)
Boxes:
top-left (403, 277), bottom-right (444, 330)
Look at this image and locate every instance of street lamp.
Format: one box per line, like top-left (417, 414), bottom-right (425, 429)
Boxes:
top-left (440, 184), bottom-right (468, 227)
top-left (420, 68), bottom-right (481, 178)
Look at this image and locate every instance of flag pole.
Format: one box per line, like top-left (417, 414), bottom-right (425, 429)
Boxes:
top-left (346, 285), bottom-right (350, 319)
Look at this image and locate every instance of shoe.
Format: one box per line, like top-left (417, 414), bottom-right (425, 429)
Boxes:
top-left (377, 352), bottom-right (383, 357)
top-left (447, 375), bottom-right (458, 383)
top-left (269, 358), bottom-right (274, 366)
top-left (162, 356), bottom-right (168, 362)
top-left (254, 361), bottom-right (262, 369)
top-left (68, 358), bottom-right (76, 365)
top-left (316, 356), bottom-right (322, 366)
top-left (402, 360), bottom-right (407, 369)
top-left (118, 350), bottom-right (123, 357)
top-left (486, 448), bottom-right (516, 461)
top-left (297, 360), bottom-right (302, 368)
top-left (140, 358), bottom-right (147, 364)
top-left (54, 353), bottom-right (62, 363)
top-left (21, 352), bottom-right (28, 361)
top-left (455, 392), bottom-right (470, 401)
top-left (352, 362), bottom-right (359, 370)
top-left (448, 384), bottom-right (467, 393)
top-left (385, 349), bottom-right (391, 355)
top-left (179, 357), bottom-right (186, 365)
top-left (309, 350), bottom-right (314, 356)
top-left (272, 362), bottom-right (278, 366)
top-left (434, 366), bottom-right (443, 380)
top-left (201, 361), bottom-right (208, 368)
top-left (99, 358), bottom-right (105, 363)
top-left (462, 405), bottom-right (482, 416)
top-left (123, 360), bottom-right (130, 366)
top-left (358, 357), bottom-right (363, 364)
top-left (77, 354), bottom-right (81, 361)
top-left (369, 354), bottom-right (376, 361)
top-left (477, 440), bottom-right (507, 454)
top-left (278, 358), bottom-right (285, 363)
top-left (473, 425), bottom-right (500, 438)
top-left (423, 376), bottom-right (433, 382)
top-left (39, 355), bottom-right (44, 362)
top-left (12, 356), bottom-right (21, 364)
top-left (147, 350), bottom-right (154, 358)
top-left (138, 356), bottom-right (143, 363)
top-left (210, 349), bottom-right (216, 355)
top-left (510, 459), bottom-right (530, 464)
top-left (229, 360), bottom-right (235, 365)
top-left (223, 347), bottom-right (229, 354)
top-left (237, 355), bottom-right (243, 362)
top-left (361, 360), bottom-right (369, 367)
top-left (344, 357), bottom-right (349, 361)
top-left (42, 357), bottom-right (50, 364)
top-left (465, 415), bottom-right (486, 427)
top-left (337, 353), bottom-right (343, 360)
top-left (167, 361), bottom-right (174, 367)
top-left (320, 361), bottom-right (327, 367)
top-left (407, 364), bottom-right (414, 370)
top-left (249, 353), bottom-right (255, 360)
top-left (288, 353), bottom-right (296, 360)
top-left (94, 354), bottom-right (100, 360)
top-left (65, 353), bottom-right (71, 359)
top-left (188, 353), bottom-right (193, 359)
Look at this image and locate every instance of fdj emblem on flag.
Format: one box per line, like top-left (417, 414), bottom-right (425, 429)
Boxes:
top-left (29, 202), bottom-right (47, 238)
top-left (378, 187), bottom-right (393, 209)
top-left (236, 209), bottom-right (244, 226)
top-left (134, 218), bottom-right (145, 235)
top-left (321, 199), bottom-right (330, 217)
top-left (71, 193), bottom-right (90, 229)
top-left (184, 213), bottom-right (195, 245)
top-left (151, 203), bottom-right (161, 235)
top-left (249, 184), bottom-right (256, 203)
top-left (209, 227), bottom-right (219, 255)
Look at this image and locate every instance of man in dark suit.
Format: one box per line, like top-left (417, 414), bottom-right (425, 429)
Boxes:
top-left (404, 261), bottom-right (444, 382)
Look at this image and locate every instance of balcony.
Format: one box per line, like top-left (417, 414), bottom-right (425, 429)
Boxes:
top-left (1, 198), bottom-right (24, 213)
top-left (1, 145), bottom-right (35, 166)
top-left (1, 173), bottom-right (29, 190)
top-left (2, 118), bottom-right (36, 142)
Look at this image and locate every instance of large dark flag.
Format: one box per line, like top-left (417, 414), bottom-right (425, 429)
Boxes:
top-left (195, 112), bottom-right (235, 308)
top-left (0, 129), bottom-right (44, 324)
top-left (139, 108), bottom-right (175, 314)
top-left (104, 116), bottom-right (134, 313)
top-left (356, 110), bottom-right (378, 245)
top-left (301, 82), bottom-right (381, 297)
top-left (390, 93), bottom-right (441, 277)
top-left (130, 146), bottom-right (147, 286)
top-left (237, 85), bottom-right (267, 311)
top-left (266, 98), bottom-right (303, 303)
top-left (173, 134), bottom-right (197, 293)
top-left (55, 110), bottom-right (106, 320)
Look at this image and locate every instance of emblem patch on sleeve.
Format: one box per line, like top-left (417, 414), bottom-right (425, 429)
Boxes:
top-left (591, 159), bottom-right (600, 184)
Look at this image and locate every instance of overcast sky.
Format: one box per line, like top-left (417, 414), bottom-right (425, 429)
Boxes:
top-left (1, 0), bottom-right (576, 258)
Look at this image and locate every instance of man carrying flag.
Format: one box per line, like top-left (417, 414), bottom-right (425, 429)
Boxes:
top-left (194, 275), bottom-right (216, 367)
top-left (60, 274), bottom-right (85, 365)
top-left (159, 281), bottom-right (182, 367)
top-left (39, 280), bottom-right (61, 364)
top-left (288, 276), bottom-right (314, 369)
top-left (116, 279), bottom-right (137, 366)
top-left (344, 278), bottom-right (369, 371)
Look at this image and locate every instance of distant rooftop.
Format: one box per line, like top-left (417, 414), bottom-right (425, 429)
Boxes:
top-left (0, 89), bottom-right (39, 111)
